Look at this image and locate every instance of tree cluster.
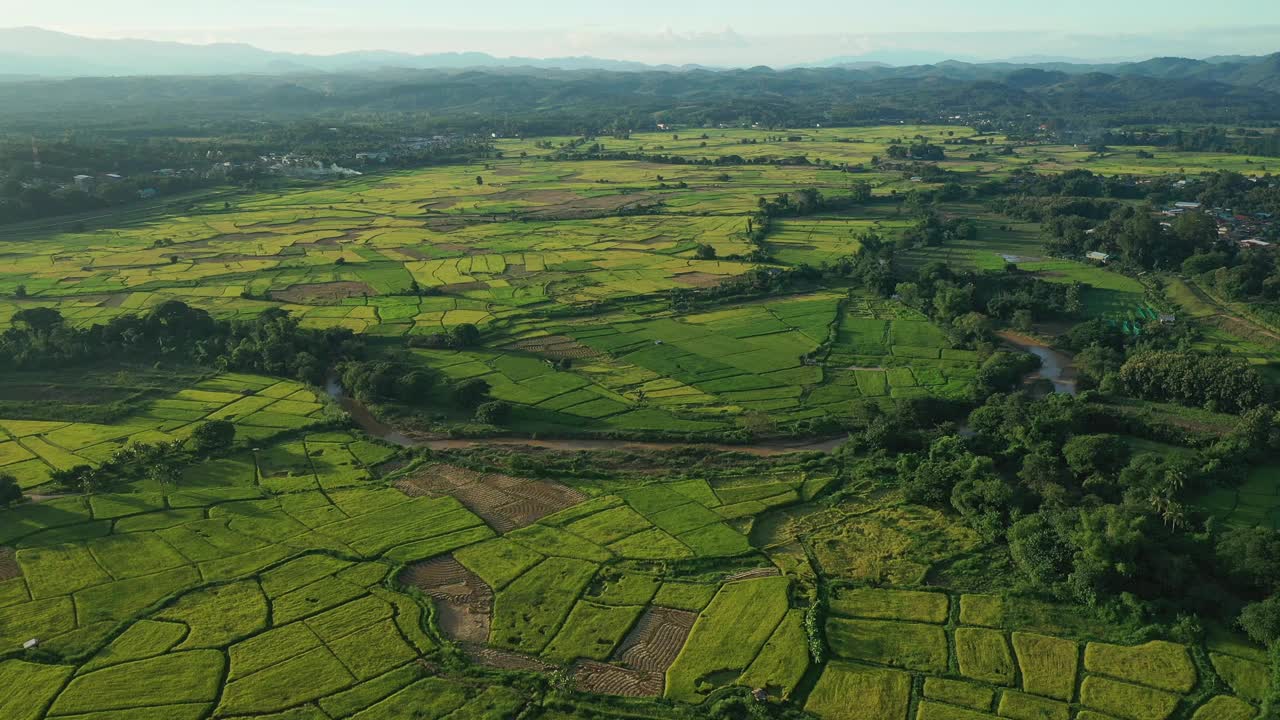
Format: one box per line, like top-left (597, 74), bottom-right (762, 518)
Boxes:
top-left (0, 301), bottom-right (363, 385)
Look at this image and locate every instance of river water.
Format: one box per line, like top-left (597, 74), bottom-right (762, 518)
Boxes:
top-left (996, 331), bottom-right (1078, 395)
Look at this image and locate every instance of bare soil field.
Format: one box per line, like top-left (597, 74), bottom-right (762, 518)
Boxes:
top-left (722, 566), bottom-right (781, 583)
top-left (504, 335), bottom-right (601, 360)
top-left (398, 554), bottom-right (493, 643)
top-left (673, 272), bottom-right (727, 288)
top-left (271, 281), bottom-right (377, 303)
top-left (396, 464), bottom-right (587, 533)
top-left (612, 606), bottom-right (698, 680)
top-left (0, 547), bottom-right (18, 582)
top-left (572, 660), bottom-right (664, 697)
top-left (462, 644), bottom-right (556, 672)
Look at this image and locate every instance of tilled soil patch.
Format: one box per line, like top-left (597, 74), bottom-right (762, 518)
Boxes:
top-left (399, 555), bottom-right (492, 643)
top-left (462, 644), bottom-right (556, 673)
top-left (395, 464), bottom-right (587, 534)
top-left (722, 567), bottom-right (781, 583)
top-left (0, 547), bottom-right (19, 582)
top-left (572, 660), bottom-right (664, 697)
top-left (673, 272), bottom-right (728, 288)
top-left (612, 606), bottom-right (697, 677)
top-left (271, 281), bottom-right (377, 303)
top-left (504, 335), bottom-right (601, 360)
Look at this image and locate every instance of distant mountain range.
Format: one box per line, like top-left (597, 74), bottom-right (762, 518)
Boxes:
top-left (0, 27), bottom-right (712, 76)
top-left (2, 27), bottom-right (1279, 83)
top-left (2, 26), bottom-right (1280, 132)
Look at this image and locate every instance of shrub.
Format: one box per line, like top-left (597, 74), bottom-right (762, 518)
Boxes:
top-left (1238, 595), bottom-right (1280, 647)
top-left (452, 378), bottom-right (492, 408)
top-left (0, 473), bottom-right (21, 507)
top-left (474, 400), bottom-right (512, 425)
top-left (191, 419), bottom-right (236, 452)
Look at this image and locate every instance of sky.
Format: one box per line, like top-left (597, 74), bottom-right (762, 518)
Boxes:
top-left (4, 0), bottom-right (1280, 65)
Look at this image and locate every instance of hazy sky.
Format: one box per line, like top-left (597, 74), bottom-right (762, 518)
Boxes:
top-left (6, 0), bottom-right (1280, 64)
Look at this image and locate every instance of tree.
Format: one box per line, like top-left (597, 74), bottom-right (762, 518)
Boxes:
top-left (397, 370), bottom-right (434, 402)
top-left (0, 473), bottom-right (22, 507)
top-left (1012, 308), bottom-right (1034, 332)
top-left (13, 284), bottom-right (26, 299)
top-left (448, 323), bottom-right (481, 348)
top-left (51, 464), bottom-right (102, 495)
top-left (147, 461), bottom-right (181, 493)
top-left (694, 243), bottom-right (717, 260)
top-left (1217, 527), bottom-right (1280, 593)
top-left (1239, 595), bottom-right (1280, 647)
top-left (951, 464), bottom-right (1015, 541)
top-left (1063, 434), bottom-right (1130, 489)
top-left (1008, 513), bottom-right (1073, 589)
top-left (12, 307), bottom-right (63, 335)
top-left (474, 400), bottom-right (512, 425)
top-left (191, 420), bottom-right (236, 453)
top-left (452, 378), bottom-right (491, 408)
top-left (475, 175), bottom-right (484, 186)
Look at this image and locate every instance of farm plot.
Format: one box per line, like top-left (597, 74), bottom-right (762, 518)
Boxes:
top-left (822, 295), bottom-right (979, 403)
top-left (0, 374), bottom-right (330, 489)
top-left (0, 452), bottom-right (491, 656)
top-left (0, 486), bottom-right (523, 720)
top-left (665, 576), bottom-right (795, 703)
top-left (398, 554), bottom-right (493, 643)
top-left (395, 463), bottom-right (587, 533)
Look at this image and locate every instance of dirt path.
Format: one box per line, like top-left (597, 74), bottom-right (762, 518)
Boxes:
top-left (414, 435), bottom-right (849, 457)
top-left (1181, 279), bottom-right (1280, 344)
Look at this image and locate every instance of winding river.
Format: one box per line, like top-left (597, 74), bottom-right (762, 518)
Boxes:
top-left (996, 331), bottom-right (1078, 395)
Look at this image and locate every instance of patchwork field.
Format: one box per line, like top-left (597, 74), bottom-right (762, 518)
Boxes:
top-left (0, 411), bottom-right (1269, 720)
top-left (0, 125), bottom-right (1214, 439)
top-left (0, 372), bottom-right (332, 489)
top-left (2, 125), bottom-right (1275, 718)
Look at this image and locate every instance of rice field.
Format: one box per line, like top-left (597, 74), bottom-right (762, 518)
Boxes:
top-left (0, 373), bottom-right (331, 489)
top-left (0, 125), bottom-right (1212, 439)
top-left (0, 126), bottom-right (1273, 718)
top-left (0, 438), bottom-right (1266, 719)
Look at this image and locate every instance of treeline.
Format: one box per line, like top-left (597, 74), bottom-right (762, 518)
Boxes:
top-left (845, 390), bottom-right (1280, 636)
top-left (893, 261), bottom-right (1083, 346)
top-left (1100, 127), bottom-right (1280, 158)
top-left (1044, 204), bottom-right (1218, 269)
top-left (0, 301), bottom-right (362, 383)
top-left (1114, 351), bottom-right (1267, 414)
top-left (0, 125), bottom-right (495, 226)
top-left (0, 171), bottom-right (224, 225)
top-left (1062, 316), bottom-right (1270, 414)
top-left (886, 140), bottom-right (946, 161)
top-left (339, 323), bottom-right (511, 425)
top-left (550, 145), bottom-right (811, 167)
top-left (1185, 248), bottom-right (1280, 302)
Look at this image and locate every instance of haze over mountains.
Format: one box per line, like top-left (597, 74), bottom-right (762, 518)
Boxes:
top-left (3, 26), bottom-right (1280, 81)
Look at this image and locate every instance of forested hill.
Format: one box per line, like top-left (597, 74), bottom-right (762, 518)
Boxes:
top-left (2, 58), bottom-right (1280, 133)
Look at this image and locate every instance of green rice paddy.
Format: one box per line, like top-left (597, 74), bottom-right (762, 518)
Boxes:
top-left (0, 126), bottom-right (1272, 719)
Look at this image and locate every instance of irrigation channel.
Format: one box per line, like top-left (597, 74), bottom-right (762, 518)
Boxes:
top-left (325, 336), bottom-right (1076, 457)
